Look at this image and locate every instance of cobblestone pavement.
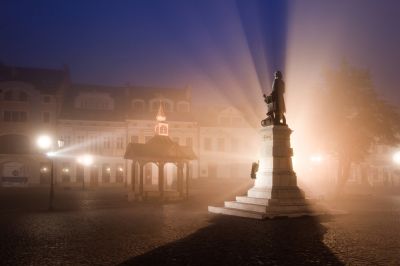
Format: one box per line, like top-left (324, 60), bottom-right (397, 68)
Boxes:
top-left (0, 181), bottom-right (399, 266)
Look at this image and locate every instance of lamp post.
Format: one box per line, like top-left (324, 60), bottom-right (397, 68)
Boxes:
top-left (36, 135), bottom-right (64, 211)
top-left (77, 154), bottom-right (94, 191)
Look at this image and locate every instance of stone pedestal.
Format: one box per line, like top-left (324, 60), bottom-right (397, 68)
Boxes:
top-left (208, 125), bottom-right (326, 219)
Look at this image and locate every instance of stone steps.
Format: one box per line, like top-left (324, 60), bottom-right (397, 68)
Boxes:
top-left (208, 206), bottom-right (265, 219)
top-left (236, 196), bottom-right (268, 205)
top-left (225, 201), bottom-right (266, 213)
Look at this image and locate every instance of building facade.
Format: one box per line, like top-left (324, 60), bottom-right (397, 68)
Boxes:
top-left (0, 65), bottom-right (258, 188)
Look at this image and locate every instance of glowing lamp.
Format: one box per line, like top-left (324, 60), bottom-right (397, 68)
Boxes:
top-left (310, 154), bottom-right (323, 163)
top-left (37, 135), bottom-right (52, 150)
top-left (393, 151), bottom-right (400, 165)
top-left (77, 154), bottom-right (94, 166)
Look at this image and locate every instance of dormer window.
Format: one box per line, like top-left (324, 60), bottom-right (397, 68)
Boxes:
top-left (150, 99), bottom-right (173, 112)
top-left (177, 102), bottom-right (190, 112)
top-left (132, 100), bottom-right (145, 112)
top-left (75, 93), bottom-right (114, 110)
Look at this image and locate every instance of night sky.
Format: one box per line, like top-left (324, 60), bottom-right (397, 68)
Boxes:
top-left (1, 0), bottom-right (399, 105)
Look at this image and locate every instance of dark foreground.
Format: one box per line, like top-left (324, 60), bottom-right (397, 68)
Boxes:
top-left (0, 180), bottom-right (399, 265)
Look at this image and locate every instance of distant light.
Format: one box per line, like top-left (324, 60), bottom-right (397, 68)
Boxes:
top-left (46, 151), bottom-right (56, 157)
top-left (41, 167), bottom-right (48, 173)
top-left (77, 154), bottom-right (94, 166)
top-left (393, 151), bottom-right (400, 165)
top-left (106, 167), bottom-right (111, 172)
top-left (118, 167), bottom-right (123, 172)
top-left (37, 135), bottom-right (52, 150)
top-left (62, 168), bottom-right (69, 173)
top-left (310, 154), bottom-right (324, 163)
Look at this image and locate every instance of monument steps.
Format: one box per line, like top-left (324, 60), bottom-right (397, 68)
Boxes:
top-left (208, 124), bottom-right (339, 219)
top-left (225, 201), bottom-right (266, 213)
top-left (236, 196), bottom-right (268, 205)
top-left (208, 204), bottom-right (327, 220)
top-left (208, 206), bottom-right (265, 219)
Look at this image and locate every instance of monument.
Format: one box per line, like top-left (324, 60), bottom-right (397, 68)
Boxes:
top-left (208, 71), bottom-right (326, 219)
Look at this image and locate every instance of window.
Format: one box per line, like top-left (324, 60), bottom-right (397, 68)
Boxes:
top-left (217, 138), bottom-right (225, 152)
top-left (19, 91), bottom-right (28, 101)
top-left (116, 165), bottom-right (124, 183)
top-left (151, 101), bottom-right (159, 111)
top-left (186, 137), bottom-right (193, 147)
top-left (3, 111), bottom-right (27, 122)
top-left (76, 165), bottom-right (84, 183)
top-left (231, 138), bottom-right (238, 152)
top-left (4, 91), bottom-right (12, 100)
top-left (177, 102), bottom-right (190, 112)
top-left (204, 138), bottom-right (212, 151)
top-left (43, 96), bottom-right (51, 103)
top-left (102, 164), bottom-right (111, 183)
top-left (219, 117), bottom-right (230, 126)
top-left (160, 125), bottom-right (168, 135)
top-left (4, 111), bottom-right (11, 121)
top-left (103, 137), bottom-right (111, 149)
top-left (132, 101), bottom-right (144, 112)
top-left (61, 163), bottom-right (71, 183)
top-left (43, 112), bottom-right (50, 123)
top-left (116, 137), bottom-right (123, 149)
top-left (163, 102), bottom-right (172, 112)
top-left (130, 135), bottom-right (139, 143)
top-left (232, 117), bottom-right (242, 126)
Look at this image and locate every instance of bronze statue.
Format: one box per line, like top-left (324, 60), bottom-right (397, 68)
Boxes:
top-left (261, 71), bottom-right (286, 126)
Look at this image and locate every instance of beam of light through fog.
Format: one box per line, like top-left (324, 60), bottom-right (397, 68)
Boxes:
top-left (2, 0), bottom-right (400, 192)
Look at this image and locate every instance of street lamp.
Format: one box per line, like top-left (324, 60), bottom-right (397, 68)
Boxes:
top-left (393, 151), bottom-right (400, 165)
top-left (77, 154), bottom-right (94, 190)
top-left (36, 135), bottom-right (64, 211)
top-left (310, 154), bottom-right (324, 164)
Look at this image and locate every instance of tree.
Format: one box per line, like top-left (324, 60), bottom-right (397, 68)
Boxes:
top-left (314, 62), bottom-right (400, 194)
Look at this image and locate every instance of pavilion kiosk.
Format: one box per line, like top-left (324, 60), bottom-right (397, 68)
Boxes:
top-left (124, 102), bottom-right (196, 201)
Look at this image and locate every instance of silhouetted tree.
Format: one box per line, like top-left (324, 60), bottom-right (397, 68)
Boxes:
top-left (315, 62), bottom-right (400, 194)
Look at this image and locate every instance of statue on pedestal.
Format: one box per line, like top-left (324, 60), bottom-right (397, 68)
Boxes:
top-left (261, 71), bottom-right (286, 126)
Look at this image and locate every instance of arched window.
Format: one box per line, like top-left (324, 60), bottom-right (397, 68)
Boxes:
top-left (163, 102), bottom-right (172, 112)
top-left (132, 100), bottom-right (144, 112)
top-left (177, 102), bottom-right (190, 112)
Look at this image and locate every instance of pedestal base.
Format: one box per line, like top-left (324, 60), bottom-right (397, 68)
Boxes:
top-left (208, 186), bottom-right (328, 219)
top-left (208, 125), bottom-right (333, 219)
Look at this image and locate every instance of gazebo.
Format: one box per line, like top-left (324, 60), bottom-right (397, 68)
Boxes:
top-left (124, 102), bottom-right (196, 200)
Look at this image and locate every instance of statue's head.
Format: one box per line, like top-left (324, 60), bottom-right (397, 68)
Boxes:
top-left (274, 71), bottom-right (282, 79)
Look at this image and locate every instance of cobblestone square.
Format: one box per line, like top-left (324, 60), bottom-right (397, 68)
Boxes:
top-left (0, 180), bottom-right (399, 265)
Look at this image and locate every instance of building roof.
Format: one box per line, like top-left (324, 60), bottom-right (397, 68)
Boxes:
top-left (0, 65), bottom-right (69, 93)
top-left (127, 86), bottom-right (191, 101)
top-left (124, 135), bottom-right (197, 161)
